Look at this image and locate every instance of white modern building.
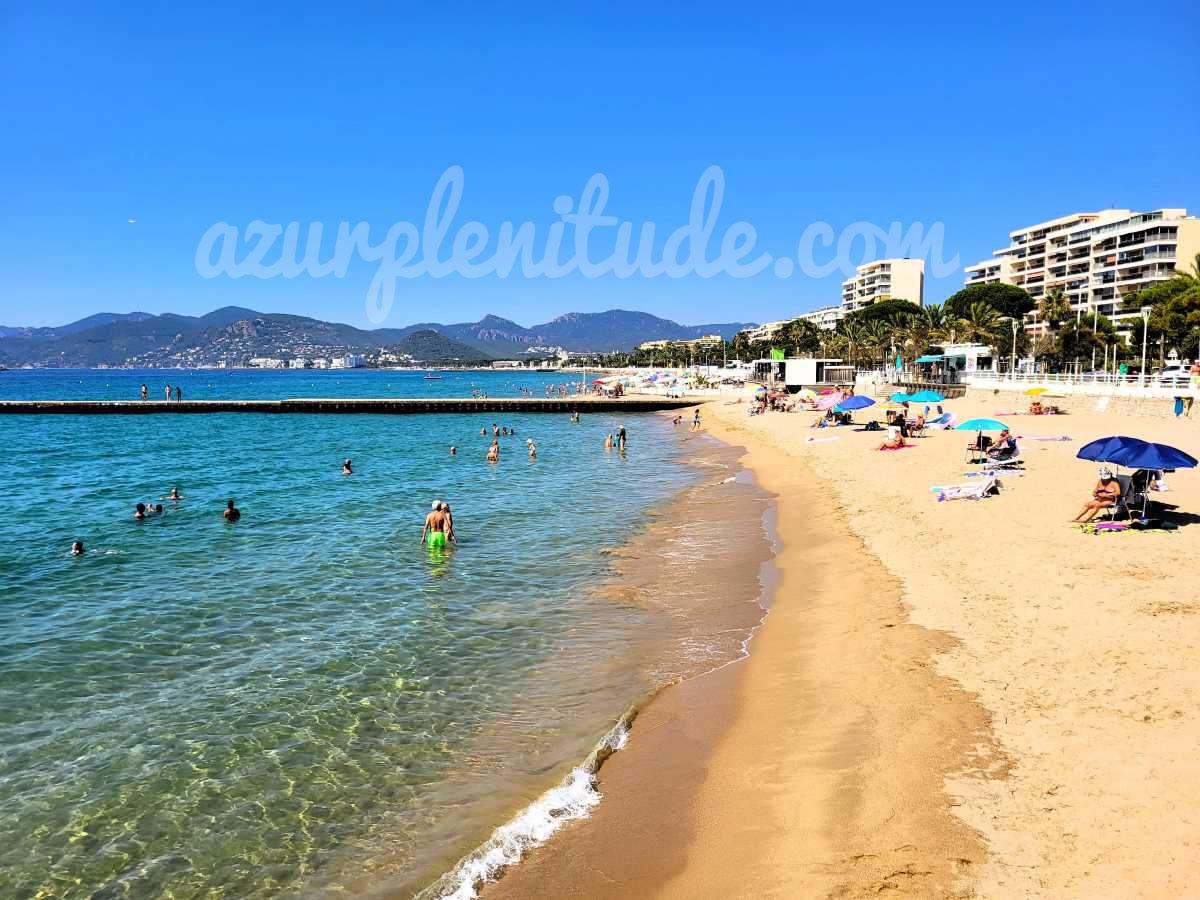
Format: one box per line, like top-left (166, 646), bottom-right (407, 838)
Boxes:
top-left (964, 208), bottom-right (1200, 333)
top-left (795, 304), bottom-right (844, 330)
top-left (841, 258), bottom-right (925, 311)
top-left (330, 354), bottom-right (365, 369)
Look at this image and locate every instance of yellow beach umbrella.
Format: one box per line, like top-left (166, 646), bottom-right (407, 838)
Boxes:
top-left (1023, 387), bottom-right (1047, 396)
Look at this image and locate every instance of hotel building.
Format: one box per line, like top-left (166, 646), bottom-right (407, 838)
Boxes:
top-left (964, 208), bottom-right (1200, 332)
top-left (840, 258), bottom-right (926, 312)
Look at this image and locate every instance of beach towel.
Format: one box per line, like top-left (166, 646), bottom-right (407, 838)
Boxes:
top-left (1021, 436), bottom-right (1072, 441)
top-left (934, 478), bottom-right (997, 501)
top-left (877, 444), bottom-right (913, 451)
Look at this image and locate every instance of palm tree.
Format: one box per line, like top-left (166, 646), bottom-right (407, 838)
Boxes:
top-left (957, 301), bottom-right (1005, 348)
top-left (1038, 287), bottom-right (1070, 333)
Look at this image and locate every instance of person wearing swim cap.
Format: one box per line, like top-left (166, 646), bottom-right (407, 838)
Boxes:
top-left (421, 501), bottom-right (449, 548)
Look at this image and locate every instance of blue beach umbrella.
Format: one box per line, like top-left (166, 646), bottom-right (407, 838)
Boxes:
top-left (889, 392), bottom-right (911, 403)
top-left (1076, 435), bottom-right (1143, 464)
top-left (835, 395), bottom-right (876, 411)
top-left (908, 390), bottom-right (945, 403)
top-left (956, 418), bottom-right (1008, 432)
top-left (1110, 441), bottom-right (1197, 471)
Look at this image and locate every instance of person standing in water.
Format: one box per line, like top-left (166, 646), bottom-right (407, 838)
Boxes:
top-left (691, 409), bottom-right (702, 431)
top-left (617, 424), bottom-right (627, 450)
top-left (604, 434), bottom-right (613, 450)
top-left (342, 458), bottom-right (353, 475)
top-left (224, 499), bottom-right (241, 522)
top-left (487, 440), bottom-right (500, 463)
top-left (440, 501), bottom-right (457, 543)
top-left (421, 501), bottom-right (449, 548)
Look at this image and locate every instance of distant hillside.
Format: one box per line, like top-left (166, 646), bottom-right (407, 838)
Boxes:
top-left (0, 306), bottom-right (754, 367)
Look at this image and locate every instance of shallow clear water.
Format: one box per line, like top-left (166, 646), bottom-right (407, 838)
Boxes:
top-left (0, 370), bottom-right (703, 899)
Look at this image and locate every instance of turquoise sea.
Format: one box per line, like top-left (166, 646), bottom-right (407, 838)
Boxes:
top-left (0, 370), bottom-right (762, 899)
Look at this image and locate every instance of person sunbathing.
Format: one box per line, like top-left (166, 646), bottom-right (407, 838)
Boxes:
top-left (1029, 400), bottom-right (1046, 415)
top-left (877, 425), bottom-right (908, 450)
top-left (1071, 468), bottom-right (1121, 523)
top-left (986, 429), bottom-right (1015, 459)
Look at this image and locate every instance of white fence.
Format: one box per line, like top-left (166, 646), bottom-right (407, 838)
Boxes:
top-left (962, 370), bottom-right (1197, 398)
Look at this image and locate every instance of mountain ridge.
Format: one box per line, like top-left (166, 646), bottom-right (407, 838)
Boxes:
top-left (0, 308), bottom-right (755, 367)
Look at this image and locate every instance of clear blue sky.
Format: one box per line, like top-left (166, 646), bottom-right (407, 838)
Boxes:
top-left (2, 1), bottom-right (1197, 329)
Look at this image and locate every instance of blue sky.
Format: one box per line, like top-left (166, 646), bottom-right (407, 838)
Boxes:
top-left (2, 1), bottom-right (1197, 329)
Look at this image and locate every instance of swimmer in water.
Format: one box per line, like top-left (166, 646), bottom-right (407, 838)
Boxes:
top-left (528, 441), bottom-right (537, 460)
top-left (604, 434), bottom-right (613, 449)
top-left (160, 486), bottom-right (185, 500)
top-left (72, 540), bottom-right (85, 555)
top-left (449, 445), bottom-right (457, 455)
top-left (421, 501), bottom-right (449, 548)
top-left (224, 499), bottom-right (241, 522)
top-left (487, 443), bottom-right (500, 463)
top-left (134, 502), bottom-right (146, 521)
top-left (617, 424), bottom-right (627, 450)
top-left (342, 458), bottom-right (353, 475)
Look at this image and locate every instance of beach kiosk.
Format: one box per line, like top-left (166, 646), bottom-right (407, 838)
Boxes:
top-left (752, 357), bottom-right (854, 392)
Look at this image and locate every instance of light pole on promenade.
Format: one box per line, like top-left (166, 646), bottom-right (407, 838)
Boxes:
top-left (1140, 306), bottom-right (1152, 387)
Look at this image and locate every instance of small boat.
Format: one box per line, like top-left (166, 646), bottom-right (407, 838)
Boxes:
top-left (423, 373), bottom-right (443, 380)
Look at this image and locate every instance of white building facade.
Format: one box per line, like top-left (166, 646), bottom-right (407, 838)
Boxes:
top-left (964, 208), bottom-right (1200, 332)
top-left (841, 258), bottom-right (925, 311)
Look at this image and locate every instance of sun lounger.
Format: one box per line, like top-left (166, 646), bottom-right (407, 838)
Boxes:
top-left (935, 477), bottom-right (998, 501)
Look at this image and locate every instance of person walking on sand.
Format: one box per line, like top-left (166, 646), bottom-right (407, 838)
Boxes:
top-left (224, 499), bottom-right (241, 522)
top-left (691, 409), bottom-right (702, 431)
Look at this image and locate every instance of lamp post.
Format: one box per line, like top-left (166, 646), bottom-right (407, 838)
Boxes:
top-left (1140, 305), bottom-right (1152, 387)
top-left (1010, 319), bottom-right (1019, 380)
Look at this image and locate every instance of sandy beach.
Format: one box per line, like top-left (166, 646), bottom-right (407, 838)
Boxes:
top-left (483, 386), bottom-right (1200, 898)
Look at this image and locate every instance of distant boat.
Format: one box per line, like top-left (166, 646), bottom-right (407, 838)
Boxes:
top-left (423, 372), bottom-right (443, 380)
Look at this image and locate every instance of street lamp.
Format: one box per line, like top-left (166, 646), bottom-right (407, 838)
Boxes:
top-left (1010, 319), bottom-right (1019, 379)
top-left (1140, 305), bottom-right (1152, 387)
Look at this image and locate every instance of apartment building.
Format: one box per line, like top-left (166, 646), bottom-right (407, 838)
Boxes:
top-left (964, 208), bottom-right (1200, 331)
top-left (840, 258), bottom-right (925, 311)
top-left (795, 305), bottom-right (844, 330)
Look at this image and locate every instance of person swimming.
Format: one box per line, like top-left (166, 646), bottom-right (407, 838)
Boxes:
top-left (487, 442), bottom-right (500, 462)
top-left (72, 540), bottom-right (85, 556)
top-left (449, 445), bottom-right (457, 455)
top-left (342, 458), bottom-right (353, 475)
top-left (224, 499), bottom-right (241, 522)
top-left (161, 486), bottom-right (185, 500)
top-left (604, 434), bottom-right (613, 449)
top-left (134, 502), bottom-right (146, 521)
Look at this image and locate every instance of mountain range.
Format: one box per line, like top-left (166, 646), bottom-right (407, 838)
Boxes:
top-left (0, 308), bottom-right (754, 368)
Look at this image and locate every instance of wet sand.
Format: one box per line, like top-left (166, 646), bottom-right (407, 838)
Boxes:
top-left (485, 415), bottom-right (990, 898)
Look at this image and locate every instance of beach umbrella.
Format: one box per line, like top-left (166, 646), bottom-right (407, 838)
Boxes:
top-left (908, 390), bottom-right (945, 403)
top-left (1076, 435), bottom-right (1143, 463)
top-left (1024, 387), bottom-right (1048, 395)
top-left (1109, 441), bottom-right (1198, 471)
top-left (889, 391), bottom-right (911, 403)
top-left (795, 388), bottom-right (817, 399)
top-left (815, 392), bottom-right (844, 410)
top-left (835, 395), bottom-right (875, 411)
top-left (957, 418), bottom-right (1008, 458)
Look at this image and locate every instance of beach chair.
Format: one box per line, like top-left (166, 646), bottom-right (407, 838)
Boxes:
top-left (936, 477), bottom-right (998, 501)
top-left (1099, 474), bottom-right (1134, 522)
top-left (926, 412), bottom-right (952, 428)
top-left (985, 441), bottom-right (1023, 470)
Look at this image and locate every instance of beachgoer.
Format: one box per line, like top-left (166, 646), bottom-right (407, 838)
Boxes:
top-left (1071, 468), bottom-right (1121, 523)
top-left (604, 434), bottom-right (613, 449)
top-left (492, 424), bottom-right (499, 436)
top-left (480, 427), bottom-right (486, 435)
top-left (617, 424), bottom-right (627, 450)
top-left (421, 501), bottom-right (449, 548)
top-left (449, 445), bottom-right (457, 455)
top-left (487, 443), bottom-right (500, 462)
top-left (673, 415), bottom-right (682, 426)
top-left (691, 410), bottom-right (701, 431)
top-left (154, 504), bottom-right (164, 515)
top-left (134, 502), bottom-right (146, 521)
top-left (224, 499), bottom-right (241, 522)
top-left (175, 386), bottom-right (182, 402)
top-left (140, 384), bottom-right (148, 401)
top-left (342, 458), bottom-right (353, 475)
top-left (528, 442), bottom-right (537, 460)
top-left (440, 501), bottom-right (457, 543)
top-left (571, 411), bottom-right (580, 423)
top-left (877, 425), bottom-right (908, 450)
top-left (72, 540), bottom-right (85, 556)
top-left (1029, 400), bottom-right (1045, 415)
top-left (161, 486), bottom-right (185, 500)
top-left (987, 429), bottom-right (1016, 459)
top-left (164, 385), bottom-right (172, 402)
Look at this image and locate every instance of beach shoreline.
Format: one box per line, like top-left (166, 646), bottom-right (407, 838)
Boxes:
top-left (480, 403), bottom-right (993, 898)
